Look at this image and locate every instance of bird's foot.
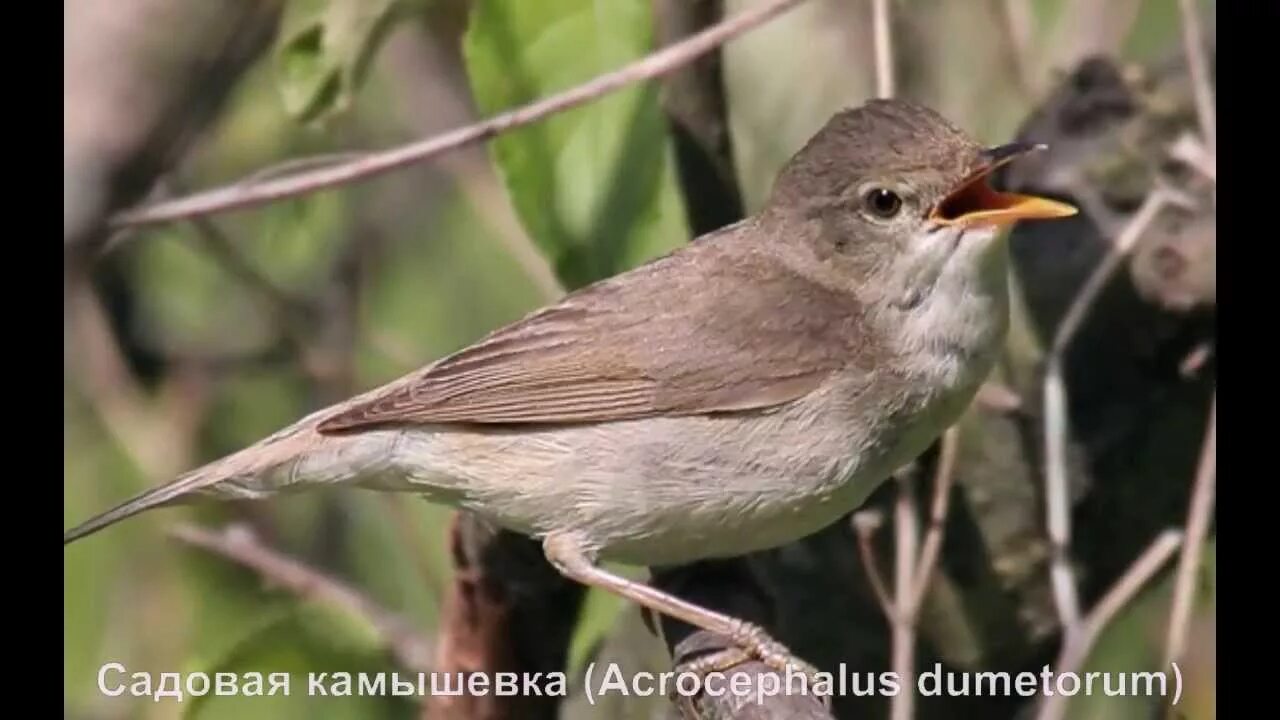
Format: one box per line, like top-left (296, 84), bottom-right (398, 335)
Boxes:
top-left (728, 619), bottom-right (826, 692)
top-left (671, 623), bottom-right (831, 711)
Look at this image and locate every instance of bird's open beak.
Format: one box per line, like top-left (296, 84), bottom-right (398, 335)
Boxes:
top-left (929, 142), bottom-right (1078, 228)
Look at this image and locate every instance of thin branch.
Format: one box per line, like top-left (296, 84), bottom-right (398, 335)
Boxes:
top-left (107, 0), bottom-right (812, 230)
top-left (1176, 0), bottom-right (1215, 154)
top-left (852, 510), bottom-right (895, 620)
top-left (911, 427), bottom-right (959, 611)
top-left (890, 474), bottom-right (919, 720)
top-left (1041, 188), bottom-right (1179, 642)
top-left (871, 0), bottom-right (894, 99)
top-left (172, 523), bottom-right (434, 674)
top-left (1050, 189), bottom-right (1177, 356)
top-left (1163, 393), bottom-right (1216, 668)
top-left (246, 152), bottom-right (371, 183)
top-left (1042, 363), bottom-right (1082, 636)
top-left (1036, 530), bottom-right (1183, 720)
top-left (380, 30), bottom-right (565, 302)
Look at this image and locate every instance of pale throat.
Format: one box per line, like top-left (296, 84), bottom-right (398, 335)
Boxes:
top-left (880, 225), bottom-right (1010, 386)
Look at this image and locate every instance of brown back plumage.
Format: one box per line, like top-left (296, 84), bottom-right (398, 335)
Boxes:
top-left (315, 219), bottom-right (878, 432)
top-left (315, 99), bottom-right (981, 434)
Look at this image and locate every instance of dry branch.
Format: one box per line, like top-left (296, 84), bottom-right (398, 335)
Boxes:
top-left (1163, 394), bottom-right (1216, 668)
top-left (1041, 187), bottom-right (1184, 643)
top-left (108, 0), bottom-right (812, 230)
top-left (890, 474), bottom-right (919, 720)
top-left (911, 428), bottom-right (959, 611)
top-left (852, 511), bottom-right (894, 621)
top-left (1035, 530), bottom-right (1183, 720)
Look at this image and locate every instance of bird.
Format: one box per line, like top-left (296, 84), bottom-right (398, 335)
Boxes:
top-left (64, 97), bottom-right (1076, 682)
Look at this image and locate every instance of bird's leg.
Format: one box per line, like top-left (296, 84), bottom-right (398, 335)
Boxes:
top-left (542, 533), bottom-right (826, 695)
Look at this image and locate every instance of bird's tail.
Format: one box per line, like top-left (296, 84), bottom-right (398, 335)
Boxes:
top-left (63, 412), bottom-right (376, 546)
top-left (63, 465), bottom-right (228, 545)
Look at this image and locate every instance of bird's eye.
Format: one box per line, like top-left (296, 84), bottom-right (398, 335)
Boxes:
top-left (863, 187), bottom-right (903, 219)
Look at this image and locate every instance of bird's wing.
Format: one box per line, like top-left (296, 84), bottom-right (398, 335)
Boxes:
top-left (316, 230), bottom-right (872, 432)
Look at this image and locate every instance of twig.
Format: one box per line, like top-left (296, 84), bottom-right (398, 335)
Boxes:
top-left (172, 523), bottom-right (434, 674)
top-left (1042, 365), bottom-right (1081, 637)
top-left (1036, 530), bottom-right (1183, 720)
top-left (871, 0), bottom-right (894, 99)
top-left (852, 510), bottom-right (894, 619)
top-left (911, 427), bottom-right (959, 611)
top-left (380, 30), bottom-right (565, 302)
top-left (1051, 189), bottom-right (1177, 356)
top-left (891, 474), bottom-right (919, 720)
top-left (869, 428), bottom-right (961, 720)
top-left (1176, 0), bottom-right (1215, 154)
top-left (107, 0), bottom-right (812, 230)
top-left (1163, 393), bottom-right (1216, 668)
top-left (1041, 188), bottom-right (1178, 643)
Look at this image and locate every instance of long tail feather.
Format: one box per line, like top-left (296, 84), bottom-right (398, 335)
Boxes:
top-left (63, 467), bottom-right (225, 545)
top-left (63, 417), bottom-right (329, 546)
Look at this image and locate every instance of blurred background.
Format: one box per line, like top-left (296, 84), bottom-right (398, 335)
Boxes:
top-left (64, 1), bottom-right (1215, 719)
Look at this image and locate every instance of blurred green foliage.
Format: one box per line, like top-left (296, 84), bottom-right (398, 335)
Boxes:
top-left (463, 0), bottom-right (689, 287)
top-left (64, 0), bottom-right (1213, 718)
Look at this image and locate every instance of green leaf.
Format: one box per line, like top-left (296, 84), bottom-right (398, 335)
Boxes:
top-left (462, 0), bottom-right (689, 289)
top-left (275, 0), bottom-right (417, 124)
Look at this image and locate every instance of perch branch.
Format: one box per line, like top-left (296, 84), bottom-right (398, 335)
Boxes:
top-left (1163, 393), bottom-right (1216, 668)
top-left (883, 427), bottom-right (959, 720)
top-left (1036, 530), bottom-right (1183, 720)
top-left (911, 427), bottom-right (959, 611)
top-left (107, 0), bottom-right (812, 230)
top-left (171, 523), bottom-right (434, 675)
